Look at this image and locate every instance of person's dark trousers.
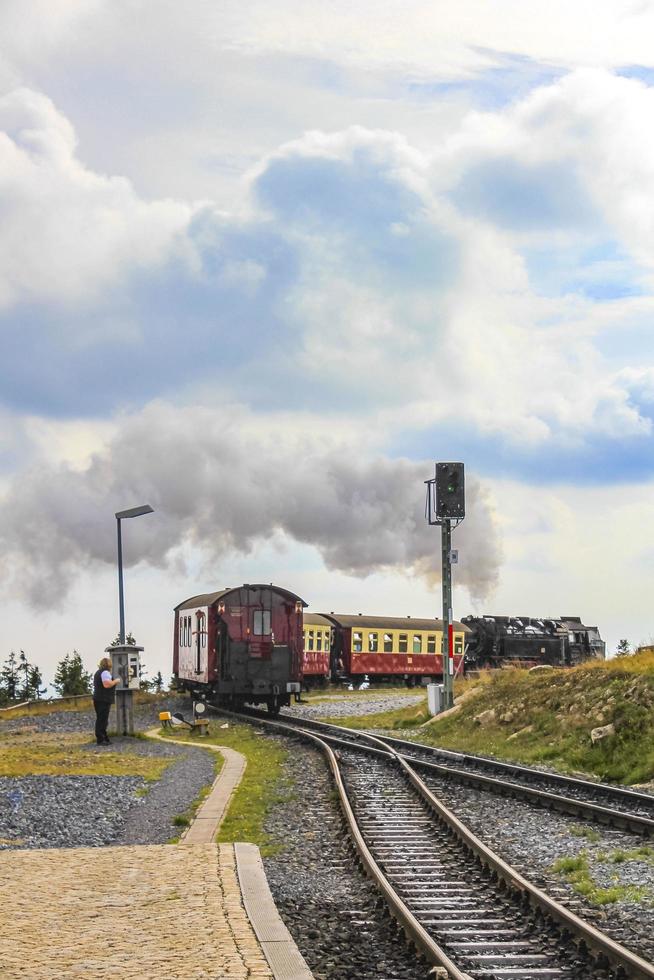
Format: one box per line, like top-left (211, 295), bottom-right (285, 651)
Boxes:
top-left (93, 700), bottom-right (111, 743)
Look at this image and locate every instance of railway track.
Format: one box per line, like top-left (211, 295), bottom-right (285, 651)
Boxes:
top-left (209, 705), bottom-right (654, 979)
top-left (274, 711), bottom-right (654, 836)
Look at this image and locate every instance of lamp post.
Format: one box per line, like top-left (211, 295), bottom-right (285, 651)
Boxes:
top-left (111, 504), bottom-right (153, 736)
top-left (115, 504), bottom-right (154, 644)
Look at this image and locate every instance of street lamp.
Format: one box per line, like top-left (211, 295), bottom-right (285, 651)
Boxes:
top-left (115, 505), bottom-right (154, 644)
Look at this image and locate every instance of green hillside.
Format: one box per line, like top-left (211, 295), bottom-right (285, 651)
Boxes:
top-left (330, 653), bottom-right (654, 785)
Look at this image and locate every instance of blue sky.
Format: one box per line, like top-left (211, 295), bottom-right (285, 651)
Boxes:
top-left (2, 1), bottom-right (654, 684)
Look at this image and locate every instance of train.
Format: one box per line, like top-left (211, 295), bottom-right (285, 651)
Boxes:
top-left (172, 584), bottom-right (606, 707)
top-left (172, 584), bottom-right (306, 714)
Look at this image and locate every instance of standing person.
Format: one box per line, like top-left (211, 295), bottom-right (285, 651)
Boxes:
top-left (93, 657), bottom-right (120, 745)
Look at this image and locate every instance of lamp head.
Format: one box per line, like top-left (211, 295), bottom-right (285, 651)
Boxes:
top-left (115, 505), bottom-right (154, 520)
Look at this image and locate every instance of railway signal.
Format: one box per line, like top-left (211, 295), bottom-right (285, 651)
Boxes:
top-left (425, 462), bottom-right (465, 710)
top-left (435, 462), bottom-right (465, 519)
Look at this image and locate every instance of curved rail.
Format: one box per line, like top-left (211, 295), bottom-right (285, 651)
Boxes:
top-left (210, 705), bottom-right (654, 979)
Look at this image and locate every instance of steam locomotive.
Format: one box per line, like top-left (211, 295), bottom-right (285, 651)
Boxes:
top-left (461, 615), bottom-right (605, 669)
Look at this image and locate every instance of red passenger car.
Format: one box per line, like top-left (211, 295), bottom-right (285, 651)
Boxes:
top-left (324, 613), bottom-right (468, 685)
top-left (173, 583), bottom-right (306, 714)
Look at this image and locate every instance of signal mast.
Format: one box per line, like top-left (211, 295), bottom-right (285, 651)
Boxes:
top-left (425, 462), bottom-right (465, 710)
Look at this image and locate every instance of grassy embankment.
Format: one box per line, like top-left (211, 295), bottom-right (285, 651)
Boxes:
top-left (321, 652), bottom-right (654, 785)
top-left (158, 723), bottom-right (291, 854)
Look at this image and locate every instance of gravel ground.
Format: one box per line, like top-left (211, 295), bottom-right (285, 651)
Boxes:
top-left (284, 691), bottom-right (425, 721)
top-left (0, 700), bottom-right (216, 850)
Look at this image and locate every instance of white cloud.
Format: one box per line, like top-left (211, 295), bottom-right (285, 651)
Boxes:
top-left (0, 88), bottom-right (190, 309)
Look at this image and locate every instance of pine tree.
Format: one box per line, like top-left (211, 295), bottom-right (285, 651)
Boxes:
top-left (615, 638), bottom-right (631, 658)
top-left (18, 651), bottom-right (32, 701)
top-left (108, 632), bottom-right (137, 647)
top-left (28, 665), bottom-right (46, 700)
top-left (152, 671), bottom-right (165, 694)
top-left (53, 651), bottom-right (92, 697)
top-left (0, 652), bottom-right (19, 704)
top-left (139, 661), bottom-right (152, 692)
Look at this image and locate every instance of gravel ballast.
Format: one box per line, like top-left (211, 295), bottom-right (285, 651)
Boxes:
top-left (0, 699), bottom-right (216, 850)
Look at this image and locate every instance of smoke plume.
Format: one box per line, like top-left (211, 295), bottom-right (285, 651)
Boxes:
top-left (0, 403), bottom-right (502, 606)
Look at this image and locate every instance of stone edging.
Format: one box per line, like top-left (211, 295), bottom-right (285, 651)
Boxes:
top-left (145, 728), bottom-right (246, 843)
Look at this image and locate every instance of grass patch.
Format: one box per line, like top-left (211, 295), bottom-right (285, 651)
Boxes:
top-left (602, 846), bottom-right (654, 865)
top-left (570, 825), bottom-right (601, 843)
top-left (0, 731), bottom-right (171, 779)
top-left (308, 657), bottom-right (654, 785)
top-left (158, 722), bottom-right (291, 854)
top-left (551, 851), bottom-right (650, 905)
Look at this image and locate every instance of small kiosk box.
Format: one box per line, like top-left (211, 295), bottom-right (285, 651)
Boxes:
top-left (108, 645), bottom-right (143, 691)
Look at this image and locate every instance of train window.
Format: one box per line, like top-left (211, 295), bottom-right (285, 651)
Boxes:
top-left (253, 610), bottom-right (271, 635)
top-left (454, 636), bottom-right (463, 655)
top-left (316, 633), bottom-right (322, 651)
top-left (399, 633), bottom-right (408, 653)
top-left (179, 619), bottom-right (184, 647)
top-left (324, 630), bottom-right (331, 649)
top-left (383, 633), bottom-right (393, 652)
top-left (413, 634), bottom-right (422, 654)
top-left (368, 632), bottom-right (378, 652)
top-left (353, 631), bottom-right (363, 652)
top-left (307, 630), bottom-right (314, 650)
top-left (427, 634), bottom-right (436, 654)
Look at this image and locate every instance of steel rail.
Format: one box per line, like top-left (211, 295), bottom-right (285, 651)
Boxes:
top-left (210, 705), bottom-right (654, 979)
top-left (277, 720), bottom-right (654, 835)
top-left (377, 731), bottom-right (654, 808)
top-left (204, 705), bottom-right (469, 975)
top-left (296, 727), bottom-right (473, 980)
top-left (271, 712), bottom-right (654, 832)
top-left (397, 749), bottom-right (654, 980)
